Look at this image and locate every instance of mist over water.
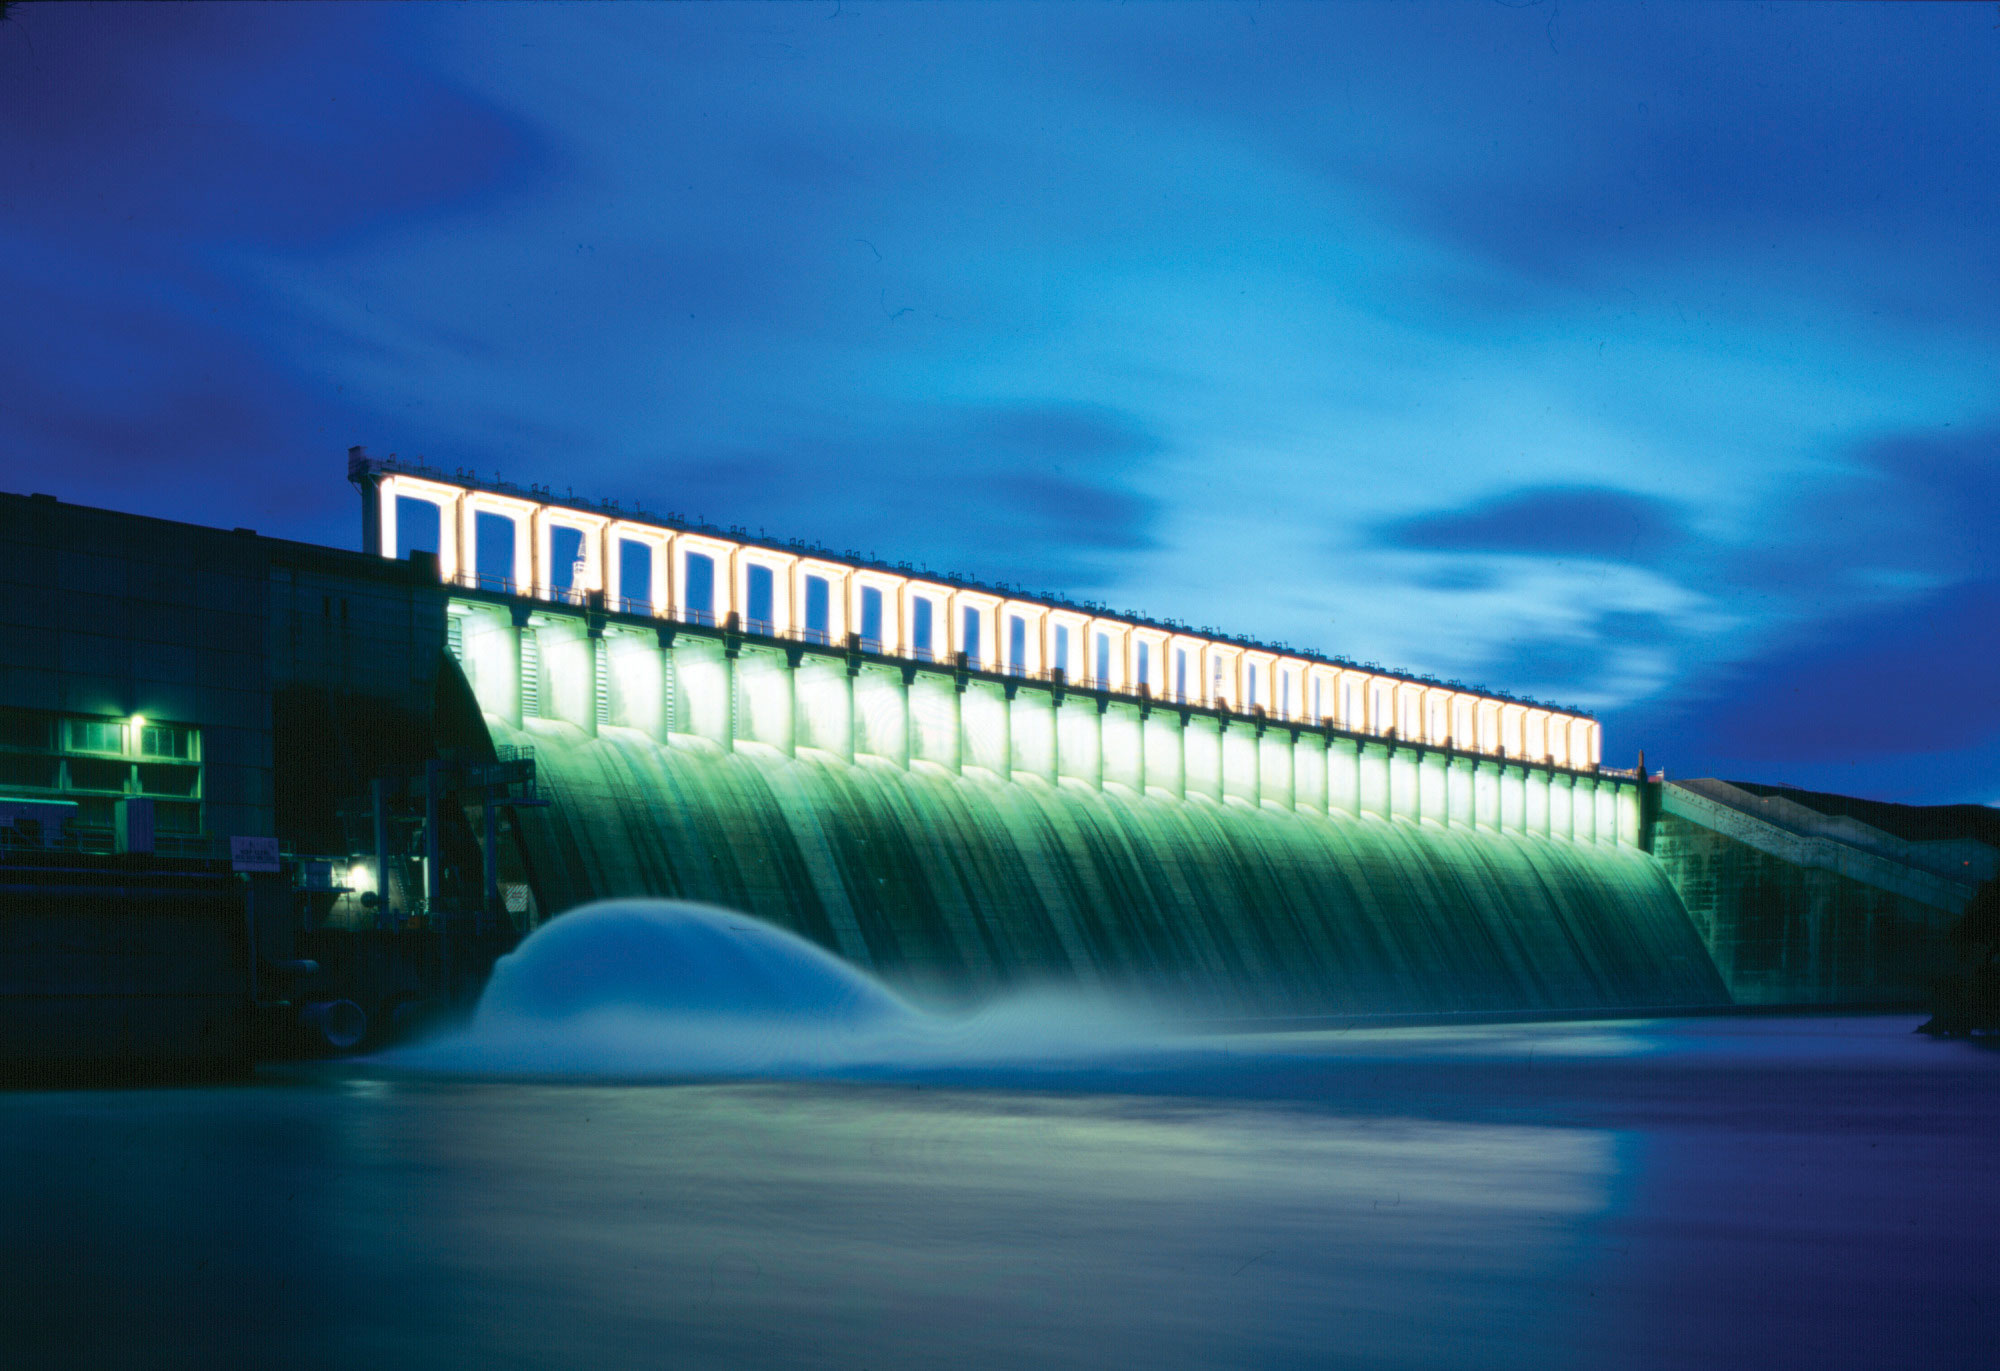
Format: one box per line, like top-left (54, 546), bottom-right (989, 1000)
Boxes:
top-left (10, 902), bottom-right (1994, 1370)
top-left (394, 900), bottom-right (1966, 1093)
top-left (399, 899), bottom-right (1207, 1079)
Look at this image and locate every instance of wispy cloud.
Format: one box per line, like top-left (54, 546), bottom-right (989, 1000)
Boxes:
top-left (3, 2), bottom-right (1997, 800)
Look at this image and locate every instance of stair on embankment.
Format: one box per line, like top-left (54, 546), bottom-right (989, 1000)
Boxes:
top-left (494, 717), bottom-right (1730, 1019)
top-left (1651, 778), bottom-right (1985, 1007)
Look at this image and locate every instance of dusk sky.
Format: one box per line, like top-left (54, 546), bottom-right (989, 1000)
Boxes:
top-left (3, 2), bottom-right (1996, 804)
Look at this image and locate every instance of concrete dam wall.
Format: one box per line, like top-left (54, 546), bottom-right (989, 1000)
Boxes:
top-left (1651, 779), bottom-right (1978, 1007)
top-left (455, 595), bottom-right (1728, 1018)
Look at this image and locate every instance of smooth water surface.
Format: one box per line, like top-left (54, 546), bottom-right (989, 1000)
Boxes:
top-left (3, 1014), bottom-right (1993, 1370)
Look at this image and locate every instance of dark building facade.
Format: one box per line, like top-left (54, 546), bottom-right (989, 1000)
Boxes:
top-left (0, 490), bottom-right (509, 1076)
top-left (0, 490), bottom-right (452, 853)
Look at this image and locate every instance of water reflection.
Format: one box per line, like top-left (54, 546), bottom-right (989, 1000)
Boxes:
top-left (1, 1016), bottom-right (1992, 1370)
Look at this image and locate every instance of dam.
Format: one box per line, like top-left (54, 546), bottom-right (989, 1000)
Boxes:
top-left (351, 453), bottom-right (1727, 1018)
top-left (5, 455), bottom-right (1983, 1074)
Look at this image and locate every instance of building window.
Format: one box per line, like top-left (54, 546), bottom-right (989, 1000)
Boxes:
top-left (0, 709), bottom-right (202, 846)
top-left (1247, 664), bottom-right (1260, 709)
top-left (0, 755), bottom-right (59, 789)
top-left (475, 512), bottom-right (517, 593)
top-left (804, 575), bottom-right (831, 643)
top-left (1212, 657), bottom-right (1225, 699)
top-left (962, 606), bottom-right (982, 666)
top-left (0, 708), bottom-right (55, 751)
top-left (859, 586), bottom-right (884, 649)
top-left (155, 802), bottom-right (202, 834)
top-left (1175, 649), bottom-right (1187, 699)
top-left (1095, 632), bottom-right (1111, 686)
top-left (140, 723), bottom-right (194, 759)
top-left (67, 719), bottom-right (126, 754)
top-left (549, 526), bottom-right (586, 601)
top-left (394, 496), bottom-right (440, 561)
top-left (745, 564), bottom-right (775, 632)
top-left (684, 552), bottom-right (715, 622)
top-left (912, 598), bottom-right (934, 658)
top-left (617, 539), bottom-right (651, 614)
top-left (67, 757), bottom-right (132, 793)
top-left (1136, 642), bottom-right (1150, 690)
top-left (137, 763), bottom-right (200, 797)
top-left (1054, 625), bottom-right (1070, 677)
top-left (1008, 616), bottom-right (1027, 674)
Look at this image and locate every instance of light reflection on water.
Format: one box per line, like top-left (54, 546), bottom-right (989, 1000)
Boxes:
top-left (4, 1000), bottom-right (1996, 1371)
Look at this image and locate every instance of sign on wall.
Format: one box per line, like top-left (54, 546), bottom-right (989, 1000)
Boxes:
top-left (230, 835), bottom-right (282, 873)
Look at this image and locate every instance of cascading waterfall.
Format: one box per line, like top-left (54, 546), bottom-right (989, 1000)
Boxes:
top-left (490, 716), bottom-right (1728, 1019)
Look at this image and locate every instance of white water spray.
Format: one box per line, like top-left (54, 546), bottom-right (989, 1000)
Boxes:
top-left (392, 899), bottom-right (1185, 1079)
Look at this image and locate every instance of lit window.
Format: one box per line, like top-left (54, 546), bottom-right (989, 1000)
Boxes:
top-left (962, 606), bottom-right (981, 665)
top-left (140, 724), bottom-right (193, 759)
top-left (67, 719), bottom-right (126, 754)
top-left (1054, 625), bottom-right (1070, 676)
top-left (1095, 633), bottom-right (1111, 685)
top-left (913, 598), bottom-right (934, 657)
top-left (1008, 616), bottom-right (1027, 672)
top-left (1136, 642), bottom-right (1150, 689)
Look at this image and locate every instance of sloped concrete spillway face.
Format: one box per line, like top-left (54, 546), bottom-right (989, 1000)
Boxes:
top-left (462, 620), bottom-right (1727, 1019)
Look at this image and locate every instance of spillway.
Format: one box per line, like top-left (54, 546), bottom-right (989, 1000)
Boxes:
top-left (488, 715), bottom-right (1727, 1019)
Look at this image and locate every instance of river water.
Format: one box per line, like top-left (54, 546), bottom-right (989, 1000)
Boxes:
top-left (3, 1012), bottom-right (1992, 1370)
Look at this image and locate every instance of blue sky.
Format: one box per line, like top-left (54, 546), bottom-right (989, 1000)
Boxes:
top-left (3, 2), bottom-right (1996, 803)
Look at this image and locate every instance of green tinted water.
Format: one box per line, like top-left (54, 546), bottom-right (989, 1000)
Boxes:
top-left (495, 718), bottom-right (1725, 1017)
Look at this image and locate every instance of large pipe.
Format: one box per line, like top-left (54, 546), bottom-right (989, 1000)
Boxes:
top-left (298, 999), bottom-right (368, 1053)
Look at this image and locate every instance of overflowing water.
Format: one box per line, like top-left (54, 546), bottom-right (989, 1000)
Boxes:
top-left (498, 719), bottom-right (1728, 1018)
top-left (12, 715), bottom-right (1975, 1367)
